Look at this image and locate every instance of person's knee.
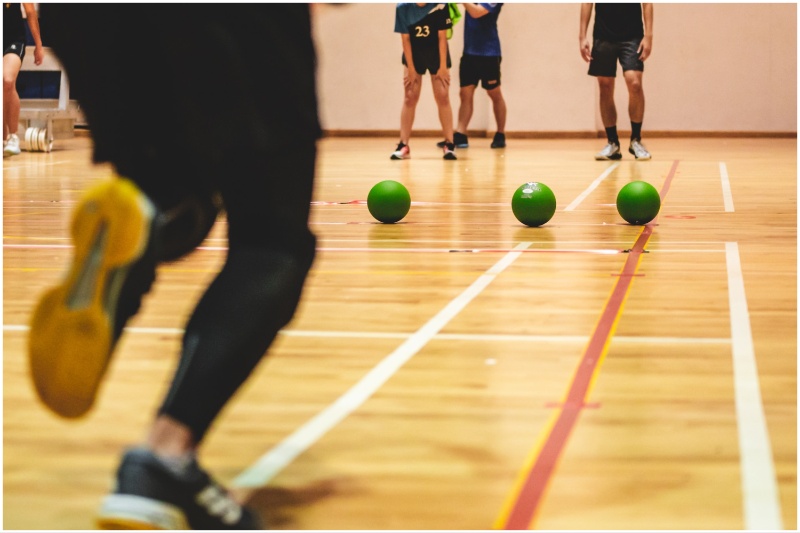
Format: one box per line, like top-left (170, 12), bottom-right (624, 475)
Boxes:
top-left (433, 86), bottom-right (450, 106)
top-left (597, 77), bottom-right (615, 93)
top-left (404, 89), bottom-right (421, 107)
top-left (227, 243), bottom-right (315, 325)
top-left (626, 74), bottom-right (643, 95)
top-left (3, 74), bottom-right (16, 95)
top-left (157, 190), bottom-right (222, 262)
top-left (487, 87), bottom-right (504, 103)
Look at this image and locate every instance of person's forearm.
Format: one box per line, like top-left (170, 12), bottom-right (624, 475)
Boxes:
top-left (438, 31), bottom-right (447, 69)
top-left (463, 3), bottom-right (488, 18)
top-left (579, 3), bottom-right (593, 41)
top-left (642, 3), bottom-right (653, 37)
top-left (23, 4), bottom-right (43, 47)
top-left (401, 34), bottom-right (417, 72)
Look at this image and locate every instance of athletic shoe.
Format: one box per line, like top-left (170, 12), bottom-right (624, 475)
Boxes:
top-left (490, 132), bottom-right (506, 149)
top-left (453, 132), bottom-right (468, 148)
top-left (437, 132), bottom-right (468, 148)
top-left (390, 142), bottom-right (410, 160)
top-left (28, 177), bottom-right (159, 418)
top-left (628, 139), bottom-right (652, 160)
top-left (96, 447), bottom-right (262, 530)
top-left (4, 133), bottom-right (20, 157)
top-left (443, 142), bottom-right (457, 160)
top-left (594, 142), bottom-right (622, 160)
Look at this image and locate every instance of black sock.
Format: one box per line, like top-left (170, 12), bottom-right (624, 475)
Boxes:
top-left (605, 126), bottom-right (619, 145)
top-left (631, 122), bottom-right (642, 141)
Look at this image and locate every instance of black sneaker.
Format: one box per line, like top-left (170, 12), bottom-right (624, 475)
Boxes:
top-left (490, 132), bottom-right (506, 148)
top-left (437, 132), bottom-right (468, 148)
top-left (28, 177), bottom-right (159, 418)
top-left (443, 142), bottom-right (457, 160)
top-left (96, 448), bottom-right (262, 530)
top-left (390, 141), bottom-right (410, 160)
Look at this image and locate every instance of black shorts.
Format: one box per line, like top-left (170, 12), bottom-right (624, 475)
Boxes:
top-left (588, 38), bottom-right (643, 77)
top-left (3, 41), bottom-right (26, 60)
top-left (459, 54), bottom-right (501, 90)
top-left (401, 46), bottom-right (451, 75)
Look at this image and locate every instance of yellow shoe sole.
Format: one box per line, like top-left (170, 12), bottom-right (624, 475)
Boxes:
top-left (96, 493), bottom-right (189, 530)
top-left (96, 517), bottom-right (167, 530)
top-left (28, 177), bottom-right (155, 418)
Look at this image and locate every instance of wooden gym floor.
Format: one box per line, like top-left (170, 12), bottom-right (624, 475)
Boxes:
top-left (3, 135), bottom-right (797, 530)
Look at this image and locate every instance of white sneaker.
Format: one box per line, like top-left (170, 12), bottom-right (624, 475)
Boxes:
top-left (4, 133), bottom-right (20, 157)
top-left (628, 139), bottom-right (652, 160)
top-left (594, 142), bottom-right (621, 160)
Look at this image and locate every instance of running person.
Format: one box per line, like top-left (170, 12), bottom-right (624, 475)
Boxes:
top-left (391, 2), bottom-right (457, 160)
top-left (580, 3), bottom-right (653, 160)
top-left (449, 2), bottom-right (506, 149)
top-left (3, 2), bottom-right (43, 157)
top-left (29, 4), bottom-right (320, 529)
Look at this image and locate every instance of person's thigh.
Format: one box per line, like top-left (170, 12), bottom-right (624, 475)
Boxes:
top-left (3, 52), bottom-right (23, 86)
top-left (459, 54), bottom-right (479, 87)
top-left (588, 39), bottom-right (619, 77)
top-left (479, 56), bottom-right (501, 90)
top-left (220, 142), bottom-right (318, 255)
top-left (618, 38), bottom-right (644, 72)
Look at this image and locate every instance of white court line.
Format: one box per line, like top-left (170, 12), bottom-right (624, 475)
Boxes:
top-left (3, 324), bottom-right (731, 346)
top-left (564, 162), bottom-right (620, 212)
top-left (725, 242), bottom-right (783, 530)
top-left (720, 162), bottom-right (735, 212)
top-left (230, 242), bottom-right (531, 487)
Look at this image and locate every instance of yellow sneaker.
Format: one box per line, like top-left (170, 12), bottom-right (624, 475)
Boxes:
top-left (28, 177), bottom-right (158, 418)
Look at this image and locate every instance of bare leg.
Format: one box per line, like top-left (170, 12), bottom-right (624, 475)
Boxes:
top-left (456, 84), bottom-right (475, 134)
top-left (597, 76), bottom-right (617, 128)
top-left (147, 415), bottom-right (196, 456)
top-left (431, 73), bottom-right (454, 142)
top-left (623, 69), bottom-right (644, 123)
top-left (400, 66), bottom-right (422, 144)
top-left (487, 85), bottom-right (507, 134)
top-left (3, 54), bottom-right (23, 139)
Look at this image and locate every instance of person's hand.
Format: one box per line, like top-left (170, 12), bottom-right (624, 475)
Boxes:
top-left (580, 37), bottom-right (592, 62)
top-left (638, 35), bottom-right (652, 61)
top-left (404, 69), bottom-right (422, 89)
top-left (34, 45), bottom-right (44, 66)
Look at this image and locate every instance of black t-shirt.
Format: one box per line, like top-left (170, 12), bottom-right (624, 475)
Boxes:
top-left (4, 3), bottom-right (26, 44)
top-left (395, 3), bottom-right (452, 51)
top-left (593, 3), bottom-right (644, 42)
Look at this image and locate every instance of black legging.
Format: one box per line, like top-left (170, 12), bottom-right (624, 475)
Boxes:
top-left (158, 147), bottom-right (318, 442)
top-left (44, 4), bottom-right (320, 443)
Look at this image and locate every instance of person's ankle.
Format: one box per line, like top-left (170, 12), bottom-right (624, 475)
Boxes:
top-left (146, 415), bottom-right (196, 458)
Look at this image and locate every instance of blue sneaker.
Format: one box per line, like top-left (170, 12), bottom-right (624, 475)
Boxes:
top-left (437, 132), bottom-right (468, 149)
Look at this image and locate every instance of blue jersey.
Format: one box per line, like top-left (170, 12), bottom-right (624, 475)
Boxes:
top-left (463, 3), bottom-right (502, 57)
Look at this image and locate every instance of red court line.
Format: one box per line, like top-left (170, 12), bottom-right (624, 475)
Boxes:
top-left (500, 160), bottom-right (680, 530)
